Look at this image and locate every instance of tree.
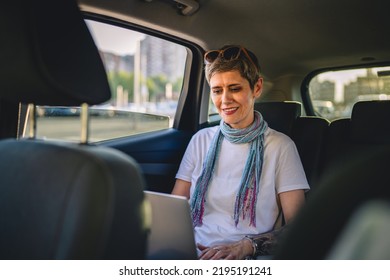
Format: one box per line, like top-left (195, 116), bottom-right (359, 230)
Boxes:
top-left (107, 71), bottom-right (134, 103)
top-left (146, 74), bottom-right (168, 102)
top-left (172, 76), bottom-right (184, 96)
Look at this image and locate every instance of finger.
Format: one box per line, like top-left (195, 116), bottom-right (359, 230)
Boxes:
top-left (198, 245), bottom-right (210, 259)
top-left (200, 247), bottom-right (219, 260)
top-left (224, 248), bottom-right (242, 260)
top-left (199, 250), bottom-right (213, 260)
top-left (210, 247), bottom-right (228, 260)
top-left (210, 250), bottom-right (222, 260)
top-left (197, 243), bottom-right (208, 251)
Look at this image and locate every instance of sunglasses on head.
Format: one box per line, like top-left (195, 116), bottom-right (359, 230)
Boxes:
top-left (204, 46), bottom-right (258, 70)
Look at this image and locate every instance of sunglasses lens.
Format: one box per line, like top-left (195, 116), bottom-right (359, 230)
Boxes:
top-left (204, 46), bottom-right (258, 72)
top-left (204, 51), bottom-right (220, 63)
top-left (222, 47), bottom-right (241, 60)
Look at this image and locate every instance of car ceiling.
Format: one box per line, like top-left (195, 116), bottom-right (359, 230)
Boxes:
top-left (79, 0), bottom-right (390, 80)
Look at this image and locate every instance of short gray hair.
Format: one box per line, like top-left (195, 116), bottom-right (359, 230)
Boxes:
top-left (204, 45), bottom-right (261, 89)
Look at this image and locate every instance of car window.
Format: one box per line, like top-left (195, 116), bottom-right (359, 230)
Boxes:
top-left (308, 66), bottom-right (390, 121)
top-left (23, 20), bottom-right (187, 142)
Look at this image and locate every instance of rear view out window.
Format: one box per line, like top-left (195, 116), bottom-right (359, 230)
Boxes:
top-left (23, 20), bottom-right (187, 142)
top-left (308, 66), bottom-right (390, 121)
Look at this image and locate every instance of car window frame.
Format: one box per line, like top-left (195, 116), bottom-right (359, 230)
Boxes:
top-left (16, 13), bottom-right (206, 142)
top-left (84, 13), bottom-right (206, 133)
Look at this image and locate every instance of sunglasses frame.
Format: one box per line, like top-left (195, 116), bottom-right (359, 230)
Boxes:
top-left (204, 46), bottom-right (258, 71)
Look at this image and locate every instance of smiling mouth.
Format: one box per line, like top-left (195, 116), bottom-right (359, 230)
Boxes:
top-left (222, 107), bottom-right (238, 115)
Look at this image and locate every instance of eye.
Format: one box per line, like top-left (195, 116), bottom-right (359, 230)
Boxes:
top-left (212, 88), bottom-right (222, 95)
top-left (230, 86), bottom-right (241, 92)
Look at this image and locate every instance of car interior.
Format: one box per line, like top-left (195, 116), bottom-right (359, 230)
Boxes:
top-left (1, 0), bottom-right (390, 260)
top-left (0, 0), bottom-right (149, 260)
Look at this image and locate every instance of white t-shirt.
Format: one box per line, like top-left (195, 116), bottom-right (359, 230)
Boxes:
top-left (176, 126), bottom-right (310, 248)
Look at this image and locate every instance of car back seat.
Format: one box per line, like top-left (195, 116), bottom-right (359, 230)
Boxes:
top-left (292, 116), bottom-right (329, 191)
top-left (255, 101), bottom-right (301, 137)
top-left (274, 144), bottom-right (390, 259)
top-left (255, 101), bottom-right (329, 190)
top-left (319, 100), bottom-right (390, 185)
top-left (274, 100), bottom-right (390, 259)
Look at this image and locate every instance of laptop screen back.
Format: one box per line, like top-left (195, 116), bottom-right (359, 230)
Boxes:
top-left (144, 191), bottom-right (197, 259)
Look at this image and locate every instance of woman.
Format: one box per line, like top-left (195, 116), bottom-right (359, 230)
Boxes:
top-left (172, 45), bottom-right (309, 259)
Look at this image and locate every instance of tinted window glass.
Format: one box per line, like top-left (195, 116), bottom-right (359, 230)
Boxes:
top-left (309, 66), bottom-right (390, 121)
top-left (23, 20), bottom-right (187, 142)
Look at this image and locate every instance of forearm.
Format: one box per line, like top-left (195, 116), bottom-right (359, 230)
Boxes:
top-left (201, 226), bottom-right (290, 260)
top-left (246, 225), bottom-right (290, 257)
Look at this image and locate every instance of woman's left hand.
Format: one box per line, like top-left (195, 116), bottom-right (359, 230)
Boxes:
top-left (197, 239), bottom-right (253, 260)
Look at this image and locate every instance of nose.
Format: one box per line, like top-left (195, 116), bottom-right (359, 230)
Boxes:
top-left (221, 90), bottom-right (233, 104)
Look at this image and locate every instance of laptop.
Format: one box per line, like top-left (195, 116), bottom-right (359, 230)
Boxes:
top-left (144, 190), bottom-right (198, 260)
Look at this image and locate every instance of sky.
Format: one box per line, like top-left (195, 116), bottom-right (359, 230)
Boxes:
top-left (85, 20), bottom-right (145, 56)
top-left (318, 67), bottom-right (390, 84)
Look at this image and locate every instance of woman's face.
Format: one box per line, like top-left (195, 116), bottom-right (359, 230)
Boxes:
top-left (210, 70), bottom-right (262, 129)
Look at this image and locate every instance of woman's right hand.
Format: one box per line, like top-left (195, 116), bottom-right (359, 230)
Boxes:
top-left (197, 239), bottom-right (253, 260)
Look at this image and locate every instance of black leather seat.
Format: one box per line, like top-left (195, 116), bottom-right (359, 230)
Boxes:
top-left (320, 100), bottom-right (390, 182)
top-left (274, 146), bottom-right (390, 259)
top-left (292, 116), bottom-right (329, 191)
top-left (255, 101), bottom-right (301, 137)
top-left (0, 0), bottom-right (149, 259)
top-left (255, 101), bottom-right (329, 188)
top-left (0, 140), bottom-right (148, 259)
top-left (274, 101), bottom-right (390, 259)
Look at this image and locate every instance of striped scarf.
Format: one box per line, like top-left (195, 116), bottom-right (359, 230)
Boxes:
top-left (190, 111), bottom-right (268, 227)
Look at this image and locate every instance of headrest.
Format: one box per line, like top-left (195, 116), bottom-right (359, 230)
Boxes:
top-left (351, 101), bottom-right (390, 144)
top-left (254, 101), bottom-right (301, 136)
top-left (0, 0), bottom-right (111, 106)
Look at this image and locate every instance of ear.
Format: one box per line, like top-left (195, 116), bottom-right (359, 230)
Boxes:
top-left (253, 77), bottom-right (263, 99)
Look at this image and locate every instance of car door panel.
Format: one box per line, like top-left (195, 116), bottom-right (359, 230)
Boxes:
top-left (102, 128), bottom-right (193, 194)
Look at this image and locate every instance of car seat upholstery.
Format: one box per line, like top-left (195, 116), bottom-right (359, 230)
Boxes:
top-left (292, 116), bottom-right (329, 191)
top-left (274, 101), bottom-right (390, 259)
top-left (326, 199), bottom-right (390, 259)
top-left (255, 101), bottom-right (329, 189)
top-left (0, 0), bottom-right (110, 105)
top-left (0, 0), bottom-right (149, 259)
top-left (274, 145), bottom-right (390, 259)
top-left (0, 140), bottom-right (148, 259)
top-left (255, 101), bottom-right (301, 137)
top-left (319, 100), bottom-right (390, 181)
